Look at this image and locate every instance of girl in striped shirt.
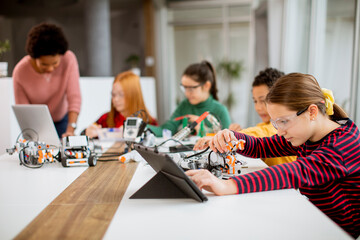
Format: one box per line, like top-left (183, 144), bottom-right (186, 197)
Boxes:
top-left (186, 73), bottom-right (360, 238)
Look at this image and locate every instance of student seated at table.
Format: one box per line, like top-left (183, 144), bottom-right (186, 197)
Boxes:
top-left (13, 22), bottom-right (81, 138)
top-left (186, 73), bottom-right (360, 239)
top-left (85, 71), bottom-right (157, 138)
top-left (147, 60), bottom-right (231, 137)
top-left (194, 68), bottom-right (296, 166)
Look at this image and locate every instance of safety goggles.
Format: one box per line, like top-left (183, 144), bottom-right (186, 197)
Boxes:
top-left (180, 82), bottom-right (205, 93)
top-left (270, 106), bottom-right (308, 130)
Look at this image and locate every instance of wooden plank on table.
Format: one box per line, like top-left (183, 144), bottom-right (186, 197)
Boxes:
top-left (15, 143), bottom-right (138, 240)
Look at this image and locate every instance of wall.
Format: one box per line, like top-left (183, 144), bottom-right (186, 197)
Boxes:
top-left (0, 0), bottom-right (145, 77)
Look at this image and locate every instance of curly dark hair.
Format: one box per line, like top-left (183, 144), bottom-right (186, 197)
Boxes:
top-left (26, 23), bottom-right (68, 58)
top-left (252, 67), bottom-right (285, 88)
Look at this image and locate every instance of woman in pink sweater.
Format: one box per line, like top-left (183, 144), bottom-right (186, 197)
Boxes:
top-left (13, 23), bottom-right (81, 138)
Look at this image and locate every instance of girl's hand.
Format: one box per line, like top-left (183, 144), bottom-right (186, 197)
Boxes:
top-left (185, 169), bottom-right (238, 195)
top-left (85, 123), bottom-right (101, 138)
top-left (229, 123), bottom-right (242, 132)
top-left (193, 136), bottom-right (213, 150)
top-left (62, 129), bottom-right (75, 138)
top-left (186, 114), bottom-right (199, 123)
top-left (209, 129), bottom-right (237, 153)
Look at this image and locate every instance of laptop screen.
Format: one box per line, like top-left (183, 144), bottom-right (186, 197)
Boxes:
top-left (12, 104), bottom-right (61, 146)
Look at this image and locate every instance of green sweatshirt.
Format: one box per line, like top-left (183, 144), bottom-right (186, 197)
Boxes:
top-left (148, 96), bottom-right (231, 137)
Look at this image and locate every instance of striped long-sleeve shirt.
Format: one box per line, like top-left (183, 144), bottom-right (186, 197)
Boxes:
top-left (232, 118), bottom-right (360, 238)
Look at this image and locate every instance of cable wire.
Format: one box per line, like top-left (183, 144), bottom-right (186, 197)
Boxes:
top-left (184, 147), bottom-right (209, 159)
top-left (16, 128), bottom-right (39, 142)
top-left (155, 138), bottom-right (193, 151)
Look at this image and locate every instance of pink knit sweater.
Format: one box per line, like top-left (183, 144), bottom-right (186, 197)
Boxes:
top-left (13, 50), bottom-right (81, 122)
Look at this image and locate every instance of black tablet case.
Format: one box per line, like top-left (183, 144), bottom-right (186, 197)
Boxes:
top-left (130, 144), bottom-right (208, 203)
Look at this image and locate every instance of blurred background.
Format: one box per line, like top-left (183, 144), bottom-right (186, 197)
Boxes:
top-left (0, 0), bottom-right (359, 128)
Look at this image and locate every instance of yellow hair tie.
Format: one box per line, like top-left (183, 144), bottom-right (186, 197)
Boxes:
top-left (321, 88), bottom-right (334, 115)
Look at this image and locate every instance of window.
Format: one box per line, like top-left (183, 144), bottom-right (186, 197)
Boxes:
top-left (167, 2), bottom-right (252, 126)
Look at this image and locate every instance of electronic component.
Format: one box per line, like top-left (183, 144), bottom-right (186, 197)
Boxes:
top-left (172, 111), bottom-right (209, 141)
top-left (172, 140), bottom-right (246, 179)
top-left (7, 138), bottom-right (57, 168)
top-left (7, 130), bottom-right (99, 168)
top-left (169, 144), bottom-right (194, 153)
top-left (123, 117), bottom-right (147, 141)
top-left (206, 113), bottom-right (221, 133)
top-left (61, 136), bottom-right (97, 167)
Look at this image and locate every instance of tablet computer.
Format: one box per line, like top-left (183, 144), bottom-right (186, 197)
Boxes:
top-left (12, 104), bottom-right (61, 146)
top-left (131, 144), bottom-right (208, 203)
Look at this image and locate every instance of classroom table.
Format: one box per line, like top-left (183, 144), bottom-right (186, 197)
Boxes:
top-left (0, 142), bottom-right (353, 240)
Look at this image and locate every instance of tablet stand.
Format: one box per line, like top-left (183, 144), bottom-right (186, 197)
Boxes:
top-left (130, 170), bottom-right (201, 201)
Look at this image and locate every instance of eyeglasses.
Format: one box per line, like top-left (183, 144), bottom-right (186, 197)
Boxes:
top-left (180, 83), bottom-right (204, 93)
top-left (270, 106), bottom-right (308, 130)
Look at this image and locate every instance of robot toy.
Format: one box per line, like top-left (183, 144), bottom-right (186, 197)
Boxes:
top-left (173, 139), bottom-right (246, 179)
top-left (7, 139), bottom-right (57, 168)
top-left (61, 136), bottom-right (97, 167)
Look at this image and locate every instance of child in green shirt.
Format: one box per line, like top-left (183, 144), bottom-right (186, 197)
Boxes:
top-left (148, 60), bottom-right (231, 137)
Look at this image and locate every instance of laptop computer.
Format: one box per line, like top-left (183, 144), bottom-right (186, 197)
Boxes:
top-left (130, 144), bottom-right (208, 203)
top-left (12, 104), bottom-right (61, 147)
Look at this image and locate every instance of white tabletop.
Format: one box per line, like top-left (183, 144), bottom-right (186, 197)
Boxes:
top-left (0, 147), bottom-right (352, 240)
top-left (0, 154), bottom-right (87, 240)
top-left (104, 156), bottom-right (352, 240)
